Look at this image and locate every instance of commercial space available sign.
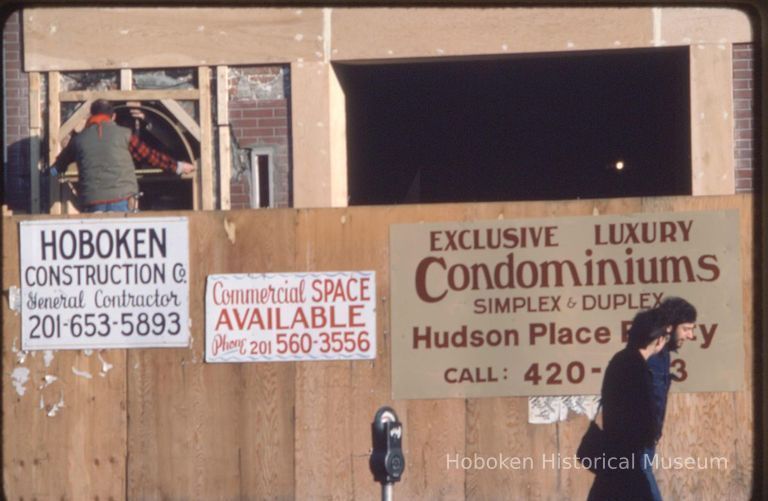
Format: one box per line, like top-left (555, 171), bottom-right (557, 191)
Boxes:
top-left (205, 271), bottom-right (376, 362)
top-left (20, 217), bottom-right (190, 350)
top-left (390, 210), bottom-right (744, 399)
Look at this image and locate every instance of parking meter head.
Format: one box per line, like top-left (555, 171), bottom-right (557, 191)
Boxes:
top-left (370, 406), bottom-right (405, 484)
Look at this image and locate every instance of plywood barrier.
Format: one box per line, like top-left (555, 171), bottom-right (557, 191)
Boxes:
top-left (2, 194), bottom-right (754, 499)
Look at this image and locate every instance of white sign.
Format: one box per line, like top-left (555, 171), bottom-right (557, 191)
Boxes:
top-left (20, 218), bottom-right (190, 350)
top-left (205, 271), bottom-right (376, 363)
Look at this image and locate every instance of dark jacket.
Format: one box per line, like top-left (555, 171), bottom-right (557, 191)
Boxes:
top-left (647, 348), bottom-right (672, 442)
top-left (587, 348), bottom-right (659, 501)
top-left (56, 121), bottom-right (139, 205)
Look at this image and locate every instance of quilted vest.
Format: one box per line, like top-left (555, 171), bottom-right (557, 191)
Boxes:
top-left (71, 121), bottom-right (138, 205)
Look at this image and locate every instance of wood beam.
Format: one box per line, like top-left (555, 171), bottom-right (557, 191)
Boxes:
top-left (59, 89), bottom-right (200, 102)
top-left (47, 71), bottom-right (62, 214)
top-left (216, 66), bottom-right (230, 210)
top-left (160, 99), bottom-right (201, 141)
top-left (120, 69), bottom-right (133, 90)
top-left (58, 100), bottom-right (93, 142)
top-left (198, 66), bottom-right (214, 210)
top-left (219, 126), bottom-right (232, 210)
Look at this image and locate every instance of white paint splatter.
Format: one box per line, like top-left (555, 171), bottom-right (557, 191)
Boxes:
top-left (436, 48), bottom-right (445, 55)
top-left (46, 393), bottom-right (65, 417)
top-left (42, 374), bottom-right (58, 387)
top-left (8, 286), bottom-right (20, 312)
top-left (566, 41), bottom-right (575, 48)
top-left (72, 367), bottom-right (93, 379)
top-left (11, 367), bottom-right (31, 396)
top-left (83, 349), bottom-right (93, 356)
top-left (49, 24), bottom-right (57, 34)
top-left (43, 351), bottom-right (54, 368)
top-left (98, 353), bottom-right (113, 377)
top-left (501, 44), bottom-right (509, 52)
top-left (197, 25), bottom-right (205, 32)
top-left (119, 29), bottom-right (129, 35)
top-left (295, 33), bottom-right (304, 42)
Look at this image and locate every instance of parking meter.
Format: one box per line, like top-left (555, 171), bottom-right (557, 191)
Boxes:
top-left (370, 406), bottom-right (405, 500)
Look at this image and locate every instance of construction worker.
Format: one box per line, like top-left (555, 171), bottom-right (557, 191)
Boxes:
top-left (46, 99), bottom-right (195, 212)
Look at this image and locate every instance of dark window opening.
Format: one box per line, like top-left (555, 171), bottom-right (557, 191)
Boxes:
top-left (335, 47), bottom-right (691, 205)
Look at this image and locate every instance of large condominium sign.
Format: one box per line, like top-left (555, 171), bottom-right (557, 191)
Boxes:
top-left (390, 210), bottom-right (743, 399)
top-left (19, 217), bottom-right (190, 350)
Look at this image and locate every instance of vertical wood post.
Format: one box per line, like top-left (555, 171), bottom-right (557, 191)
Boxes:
top-left (47, 71), bottom-right (61, 214)
top-left (198, 66), bottom-right (214, 210)
top-left (216, 66), bottom-right (231, 210)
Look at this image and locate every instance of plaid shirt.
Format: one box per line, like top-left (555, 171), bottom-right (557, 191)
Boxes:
top-left (128, 134), bottom-right (178, 172)
top-left (53, 127), bottom-right (178, 174)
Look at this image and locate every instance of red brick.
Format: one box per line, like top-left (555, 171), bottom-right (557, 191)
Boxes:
top-left (257, 99), bottom-right (286, 108)
top-left (257, 118), bottom-right (286, 127)
top-left (732, 59), bottom-right (751, 71)
top-left (233, 119), bottom-right (264, 128)
top-left (241, 127), bottom-right (274, 137)
top-left (242, 109), bottom-right (273, 118)
top-left (733, 79), bottom-right (752, 90)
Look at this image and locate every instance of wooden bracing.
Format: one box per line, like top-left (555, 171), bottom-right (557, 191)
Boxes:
top-left (31, 66), bottom-right (231, 213)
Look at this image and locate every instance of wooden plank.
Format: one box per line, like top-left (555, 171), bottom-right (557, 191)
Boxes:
top-left (47, 71), bottom-right (62, 214)
top-left (660, 8), bottom-right (752, 44)
top-left (331, 8), bottom-right (655, 61)
top-left (120, 69), bottom-right (133, 90)
top-left (219, 126), bottom-right (231, 210)
top-left (29, 72), bottom-right (42, 129)
top-left (2, 196), bottom-right (754, 499)
top-left (198, 67), bottom-right (214, 210)
top-left (59, 89), bottom-right (200, 102)
top-left (29, 72), bottom-right (42, 213)
top-left (290, 61), bottom-right (332, 208)
top-left (690, 45), bottom-right (735, 195)
top-left (58, 99), bottom-right (93, 142)
top-left (329, 66), bottom-right (347, 207)
top-left (216, 66), bottom-right (229, 126)
top-left (2, 216), bottom-right (128, 499)
top-left (23, 8), bottom-right (325, 71)
top-left (159, 98), bottom-right (201, 141)
top-left (126, 210), bottom-right (296, 498)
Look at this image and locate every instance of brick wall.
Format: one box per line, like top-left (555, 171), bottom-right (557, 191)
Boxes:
top-left (3, 10), bottom-right (30, 212)
top-left (227, 66), bottom-right (291, 208)
top-left (733, 43), bottom-right (754, 193)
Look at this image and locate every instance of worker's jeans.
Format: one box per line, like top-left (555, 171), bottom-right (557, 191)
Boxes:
top-left (83, 200), bottom-right (131, 213)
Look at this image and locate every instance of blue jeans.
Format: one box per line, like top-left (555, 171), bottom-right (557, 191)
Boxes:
top-left (642, 447), bottom-right (663, 501)
top-left (82, 199), bottom-right (131, 213)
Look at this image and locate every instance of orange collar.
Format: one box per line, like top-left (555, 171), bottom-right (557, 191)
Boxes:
top-left (86, 113), bottom-right (112, 128)
top-left (85, 113), bottom-right (112, 138)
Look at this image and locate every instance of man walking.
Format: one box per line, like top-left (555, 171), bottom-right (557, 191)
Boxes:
top-left (47, 99), bottom-right (195, 212)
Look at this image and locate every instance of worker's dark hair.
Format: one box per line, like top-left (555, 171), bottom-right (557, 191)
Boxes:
top-left (626, 308), bottom-right (666, 351)
top-left (658, 297), bottom-right (697, 351)
top-left (90, 99), bottom-right (114, 116)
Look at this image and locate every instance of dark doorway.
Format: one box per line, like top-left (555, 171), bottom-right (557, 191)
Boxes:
top-left (335, 47), bottom-right (691, 205)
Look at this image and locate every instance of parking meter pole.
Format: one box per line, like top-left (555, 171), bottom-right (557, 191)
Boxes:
top-left (382, 483), bottom-right (394, 501)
